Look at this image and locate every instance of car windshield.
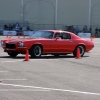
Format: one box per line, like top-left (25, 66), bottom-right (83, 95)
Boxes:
top-left (31, 31), bottom-right (54, 39)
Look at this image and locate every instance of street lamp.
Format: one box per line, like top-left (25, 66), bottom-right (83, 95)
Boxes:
top-left (42, 0), bottom-right (58, 29)
top-left (88, 0), bottom-right (91, 28)
top-left (21, 0), bottom-right (58, 29)
top-left (21, 0), bottom-right (24, 24)
top-left (55, 0), bottom-right (58, 29)
top-left (21, 0), bottom-right (33, 25)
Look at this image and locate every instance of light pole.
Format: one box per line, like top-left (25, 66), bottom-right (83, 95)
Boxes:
top-left (55, 0), bottom-right (58, 29)
top-left (21, 0), bottom-right (24, 24)
top-left (43, 0), bottom-right (58, 29)
top-left (21, 0), bottom-right (33, 25)
top-left (21, 0), bottom-right (58, 29)
top-left (42, 0), bottom-right (58, 29)
top-left (88, 0), bottom-right (91, 28)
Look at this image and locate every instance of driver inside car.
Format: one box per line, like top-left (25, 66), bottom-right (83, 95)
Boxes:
top-left (55, 33), bottom-right (62, 39)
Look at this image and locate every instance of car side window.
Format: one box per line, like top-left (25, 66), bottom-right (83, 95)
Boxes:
top-left (61, 33), bottom-right (71, 39)
top-left (54, 32), bottom-right (62, 39)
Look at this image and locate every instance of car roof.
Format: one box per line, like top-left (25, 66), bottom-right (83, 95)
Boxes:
top-left (38, 30), bottom-right (71, 34)
top-left (37, 30), bottom-right (81, 39)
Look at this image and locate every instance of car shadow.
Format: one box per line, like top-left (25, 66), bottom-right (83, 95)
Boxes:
top-left (0, 56), bottom-right (12, 59)
top-left (0, 55), bottom-right (89, 59)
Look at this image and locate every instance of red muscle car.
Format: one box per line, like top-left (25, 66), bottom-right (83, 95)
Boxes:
top-left (1, 30), bottom-right (94, 58)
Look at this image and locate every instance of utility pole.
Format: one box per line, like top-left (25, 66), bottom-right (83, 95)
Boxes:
top-left (21, 0), bottom-right (24, 25)
top-left (55, 0), bottom-right (58, 29)
top-left (88, 0), bottom-right (91, 28)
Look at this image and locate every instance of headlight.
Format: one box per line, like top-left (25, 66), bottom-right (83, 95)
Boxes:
top-left (0, 40), bottom-right (5, 46)
top-left (18, 42), bottom-right (24, 47)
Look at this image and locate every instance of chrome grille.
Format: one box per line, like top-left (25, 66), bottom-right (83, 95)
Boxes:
top-left (6, 43), bottom-right (16, 49)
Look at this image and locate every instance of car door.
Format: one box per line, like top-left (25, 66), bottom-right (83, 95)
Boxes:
top-left (40, 31), bottom-right (54, 53)
top-left (51, 32), bottom-right (75, 53)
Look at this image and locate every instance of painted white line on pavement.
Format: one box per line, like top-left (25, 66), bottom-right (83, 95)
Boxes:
top-left (0, 59), bottom-right (36, 63)
top-left (0, 71), bottom-right (8, 73)
top-left (0, 89), bottom-right (50, 92)
top-left (0, 53), bottom-right (6, 54)
top-left (0, 83), bottom-right (100, 96)
top-left (0, 79), bottom-right (27, 81)
top-left (0, 60), bottom-right (23, 63)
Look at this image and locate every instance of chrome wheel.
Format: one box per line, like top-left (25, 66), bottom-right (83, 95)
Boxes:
top-left (73, 45), bottom-right (85, 57)
top-left (30, 45), bottom-right (42, 58)
top-left (78, 46), bottom-right (85, 56)
top-left (34, 46), bottom-right (42, 57)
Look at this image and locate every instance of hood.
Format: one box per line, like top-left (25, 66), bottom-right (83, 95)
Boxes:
top-left (5, 37), bottom-right (49, 43)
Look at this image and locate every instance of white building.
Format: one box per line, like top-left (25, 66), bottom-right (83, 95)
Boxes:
top-left (0, 0), bottom-right (100, 30)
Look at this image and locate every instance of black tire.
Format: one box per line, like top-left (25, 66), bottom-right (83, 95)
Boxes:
top-left (8, 52), bottom-right (18, 57)
top-left (30, 45), bottom-right (42, 58)
top-left (53, 54), bottom-right (60, 57)
top-left (73, 45), bottom-right (85, 57)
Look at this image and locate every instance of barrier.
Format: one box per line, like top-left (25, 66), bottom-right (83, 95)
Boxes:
top-left (23, 31), bottom-right (34, 36)
top-left (78, 33), bottom-right (91, 38)
top-left (3, 31), bottom-right (17, 36)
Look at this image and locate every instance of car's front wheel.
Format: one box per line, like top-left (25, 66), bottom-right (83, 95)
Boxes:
top-left (73, 45), bottom-right (85, 57)
top-left (30, 45), bottom-right (42, 58)
top-left (7, 52), bottom-right (18, 57)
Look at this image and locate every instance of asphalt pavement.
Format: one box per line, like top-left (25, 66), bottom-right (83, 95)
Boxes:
top-left (0, 36), bottom-right (100, 100)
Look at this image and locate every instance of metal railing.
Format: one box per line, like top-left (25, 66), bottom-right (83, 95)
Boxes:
top-left (0, 21), bottom-right (100, 37)
top-left (0, 22), bottom-right (64, 31)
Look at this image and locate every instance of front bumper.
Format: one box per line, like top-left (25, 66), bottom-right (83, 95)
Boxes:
top-left (3, 46), bottom-right (27, 53)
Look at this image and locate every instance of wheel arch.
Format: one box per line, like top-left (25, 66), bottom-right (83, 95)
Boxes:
top-left (73, 44), bottom-right (86, 57)
top-left (74, 44), bottom-right (86, 52)
top-left (29, 43), bottom-right (43, 54)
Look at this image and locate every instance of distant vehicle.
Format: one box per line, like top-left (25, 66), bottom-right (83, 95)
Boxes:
top-left (1, 30), bottom-right (94, 58)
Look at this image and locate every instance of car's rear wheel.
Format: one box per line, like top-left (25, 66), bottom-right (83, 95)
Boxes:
top-left (30, 45), bottom-right (42, 58)
top-left (73, 45), bottom-right (85, 57)
top-left (8, 52), bottom-right (18, 57)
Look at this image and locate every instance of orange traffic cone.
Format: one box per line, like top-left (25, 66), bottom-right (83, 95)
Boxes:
top-left (76, 48), bottom-right (81, 59)
top-left (24, 49), bottom-right (29, 61)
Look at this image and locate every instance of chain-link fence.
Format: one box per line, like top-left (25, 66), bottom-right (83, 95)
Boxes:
top-left (0, 22), bottom-right (64, 33)
top-left (0, 20), bottom-right (100, 37)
